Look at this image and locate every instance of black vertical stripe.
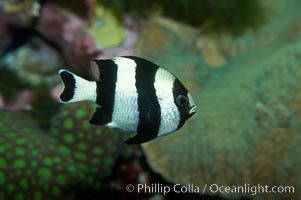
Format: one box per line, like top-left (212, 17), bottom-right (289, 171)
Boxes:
top-left (129, 56), bottom-right (161, 135)
top-left (94, 59), bottom-right (118, 123)
top-left (173, 78), bottom-right (188, 129)
top-left (59, 70), bottom-right (75, 102)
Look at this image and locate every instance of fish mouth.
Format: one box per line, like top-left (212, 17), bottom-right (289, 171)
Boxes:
top-left (188, 105), bottom-right (197, 117)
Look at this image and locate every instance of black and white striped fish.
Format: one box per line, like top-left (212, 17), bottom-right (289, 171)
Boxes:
top-left (58, 56), bottom-right (197, 144)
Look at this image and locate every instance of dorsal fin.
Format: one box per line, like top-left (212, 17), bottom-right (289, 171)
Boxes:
top-left (90, 60), bottom-right (100, 80)
top-left (90, 56), bottom-right (161, 80)
top-left (90, 58), bottom-right (118, 80)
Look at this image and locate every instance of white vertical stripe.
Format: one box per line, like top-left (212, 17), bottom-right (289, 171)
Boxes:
top-left (74, 78), bottom-right (97, 102)
top-left (154, 68), bottom-right (180, 136)
top-left (107, 57), bottom-right (139, 131)
top-left (59, 70), bottom-right (96, 103)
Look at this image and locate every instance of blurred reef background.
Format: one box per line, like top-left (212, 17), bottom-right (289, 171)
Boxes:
top-left (0, 0), bottom-right (300, 199)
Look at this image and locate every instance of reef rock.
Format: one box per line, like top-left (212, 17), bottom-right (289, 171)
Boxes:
top-left (198, 0), bottom-right (301, 67)
top-left (140, 17), bottom-right (301, 200)
top-left (3, 38), bottom-right (62, 87)
top-left (135, 17), bottom-right (211, 89)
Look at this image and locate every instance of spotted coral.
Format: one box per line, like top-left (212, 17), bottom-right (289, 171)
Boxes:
top-left (0, 110), bottom-right (84, 199)
top-left (49, 102), bottom-right (137, 176)
top-left (0, 102), bottom-right (138, 199)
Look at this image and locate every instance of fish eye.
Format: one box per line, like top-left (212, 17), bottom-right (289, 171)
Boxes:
top-left (175, 95), bottom-right (189, 107)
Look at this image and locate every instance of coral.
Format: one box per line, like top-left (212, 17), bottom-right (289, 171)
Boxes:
top-left (3, 38), bottom-right (62, 86)
top-left (0, 9), bottom-right (26, 55)
top-left (49, 102), bottom-right (137, 174)
top-left (1, 1), bottom-right (139, 77)
top-left (139, 15), bottom-right (301, 200)
top-left (99, 0), bottom-right (267, 36)
top-left (0, 110), bottom-right (83, 199)
top-left (88, 5), bottom-right (125, 48)
top-left (0, 62), bottom-right (60, 127)
top-left (198, 0), bottom-right (301, 67)
top-left (38, 3), bottom-right (102, 71)
top-left (135, 17), bottom-right (211, 88)
top-left (97, 14), bottom-right (140, 59)
top-left (47, 0), bottom-right (91, 18)
top-left (0, 102), bottom-right (138, 199)
top-left (0, 65), bottom-right (32, 100)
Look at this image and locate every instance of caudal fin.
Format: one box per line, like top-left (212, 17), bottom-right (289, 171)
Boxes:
top-left (58, 69), bottom-right (96, 103)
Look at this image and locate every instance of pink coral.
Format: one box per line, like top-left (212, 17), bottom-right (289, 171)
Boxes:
top-left (38, 3), bottom-right (102, 70)
top-left (0, 9), bottom-right (25, 53)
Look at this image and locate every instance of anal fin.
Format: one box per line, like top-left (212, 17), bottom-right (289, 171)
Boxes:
top-left (89, 107), bottom-right (111, 126)
top-left (125, 133), bottom-right (157, 145)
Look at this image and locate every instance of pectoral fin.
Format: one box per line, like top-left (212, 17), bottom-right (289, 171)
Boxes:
top-left (125, 133), bottom-right (157, 145)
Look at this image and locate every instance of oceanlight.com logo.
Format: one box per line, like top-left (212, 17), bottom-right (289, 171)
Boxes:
top-left (125, 183), bottom-right (295, 196)
top-left (208, 183), bottom-right (295, 196)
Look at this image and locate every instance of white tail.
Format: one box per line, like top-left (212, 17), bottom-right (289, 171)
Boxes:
top-left (58, 69), bottom-right (97, 103)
